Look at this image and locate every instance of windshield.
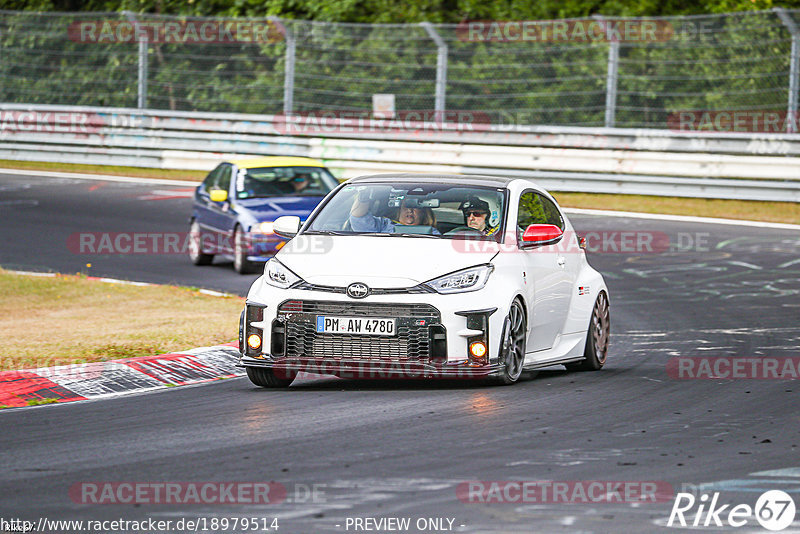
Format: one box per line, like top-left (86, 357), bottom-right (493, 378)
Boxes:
top-left (235, 166), bottom-right (338, 199)
top-left (306, 182), bottom-right (507, 241)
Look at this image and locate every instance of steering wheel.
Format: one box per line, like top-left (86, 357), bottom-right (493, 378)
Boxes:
top-left (444, 226), bottom-right (483, 236)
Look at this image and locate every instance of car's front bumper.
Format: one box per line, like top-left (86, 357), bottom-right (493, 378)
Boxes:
top-left (237, 276), bottom-right (518, 379)
top-left (238, 354), bottom-right (504, 379)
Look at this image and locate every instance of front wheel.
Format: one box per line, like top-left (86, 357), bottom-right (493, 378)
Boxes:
top-left (233, 226), bottom-right (256, 274)
top-left (188, 220), bottom-right (213, 265)
top-left (489, 299), bottom-right (527, 385)
top-left (246, 367), bottom-right (295, 388)
top-left (566, 292), bottom-right (610, 372)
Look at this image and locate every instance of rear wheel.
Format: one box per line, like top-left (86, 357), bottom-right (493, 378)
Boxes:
top-left (246, 367), bottom-right (295, 388)
top-left (490, 299), bottom-right (527, 385)
top-left (188, 220), bottom-right (213, 266)
top-left (566, 292), bottom-right (610, 371)
top-left (233, 226), bottom-right (255, 274)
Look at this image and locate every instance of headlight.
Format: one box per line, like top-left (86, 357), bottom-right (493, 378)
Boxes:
top-left (265, 258), bottom-right (302, 289)
top-left (424, 264), bottom-right (494, 294)
top-left (256, 222), bottom-right (274, 234)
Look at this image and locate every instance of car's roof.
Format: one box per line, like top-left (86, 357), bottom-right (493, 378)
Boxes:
top-left (347, 173), bottom-right (514, 187)
top-left (229, 156), bottom-right (326, 169)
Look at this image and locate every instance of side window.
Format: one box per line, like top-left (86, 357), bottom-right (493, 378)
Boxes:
top-left (517, 191), bottom-right (564, 237)
top-left (540, 195), bottom-right (564, 229)
top-left (217, 164), bottom-right (232, 193)
top-left (202, 164), bottom-right (224, 194)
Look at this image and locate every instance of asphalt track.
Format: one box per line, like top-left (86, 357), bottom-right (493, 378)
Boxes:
top-left (1, 172), bottom-right (799, 533)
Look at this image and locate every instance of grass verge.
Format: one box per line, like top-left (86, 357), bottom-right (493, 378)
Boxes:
top-left (553, 192), bottom-right (800, 225)
top-left (0, 159), bottom-right (797, 224)
top-left (0, 268), bottom-right (244, 371)
top-left (0, 159), bottom-right (206, 181)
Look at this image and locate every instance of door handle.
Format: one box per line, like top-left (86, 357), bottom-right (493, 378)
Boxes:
top-left (557, 256), bottom-right (566, 267)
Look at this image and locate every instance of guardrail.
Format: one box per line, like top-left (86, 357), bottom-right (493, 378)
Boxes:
top-left (1, 103), bottom-right (799, 202)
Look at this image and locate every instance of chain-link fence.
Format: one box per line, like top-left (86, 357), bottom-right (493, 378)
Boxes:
top-left (0, 9), bottom-right (798, 130)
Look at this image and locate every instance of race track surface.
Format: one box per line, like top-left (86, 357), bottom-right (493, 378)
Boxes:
top-left (1, 173), bottom-right (799, 533)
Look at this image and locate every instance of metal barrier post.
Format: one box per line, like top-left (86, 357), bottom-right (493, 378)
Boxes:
top-left (594, 15), bottom-right (619, 129)
top-left (420, 22), bottom-right (447, 114)
top-left (123, 11), bottom-right (148, 109)
top-left (776, 8), bottom-right (799, 133)
top-left (283, 22), bottom-right (295, 115)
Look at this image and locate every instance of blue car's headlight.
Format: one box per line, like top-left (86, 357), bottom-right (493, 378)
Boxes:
top-left (255, 222), bottom-right (274, 234)
top-left (424, 264), bottom-right (494, 294)
top-left (265, 259), bottom-right (302, 289)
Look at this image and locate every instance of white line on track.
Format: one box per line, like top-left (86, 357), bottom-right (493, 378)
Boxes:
top-left (563, 207), bottom-right (800, 230)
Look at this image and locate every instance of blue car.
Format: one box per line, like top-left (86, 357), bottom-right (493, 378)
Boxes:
top-left (189, 156), bottom-right (338, 273)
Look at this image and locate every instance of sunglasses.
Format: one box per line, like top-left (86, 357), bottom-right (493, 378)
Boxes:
top-left (465, 210), bottom-right (487, 217)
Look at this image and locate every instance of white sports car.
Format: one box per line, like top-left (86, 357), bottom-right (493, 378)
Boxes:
top-left (238, 174), bottom-right (610, 386)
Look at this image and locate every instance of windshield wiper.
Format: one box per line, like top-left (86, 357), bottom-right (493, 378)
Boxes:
top-left (389, 233), bottom-right (440, 238)
top-left (304, 230), bottom-right (350, 236)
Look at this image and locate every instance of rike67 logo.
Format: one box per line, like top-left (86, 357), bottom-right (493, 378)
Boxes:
top-left (668, 490), bottom-right (796, 531)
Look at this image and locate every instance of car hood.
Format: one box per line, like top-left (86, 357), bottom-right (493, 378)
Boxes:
top-left (276, 235), bottom-right (499, 287)
top-left (236, 196), bottom-right (324, 220)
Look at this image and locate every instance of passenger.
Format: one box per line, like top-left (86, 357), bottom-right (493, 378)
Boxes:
top-left (350, 192), bottom-right (439, 234)
top-left (460, 197), bottom-right (498, 236)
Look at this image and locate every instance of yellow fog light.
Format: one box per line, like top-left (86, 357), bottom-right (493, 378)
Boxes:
top-left (247, 334), bottom-right (262, 350)
top-left (469, 341), bottom-right (487, 358)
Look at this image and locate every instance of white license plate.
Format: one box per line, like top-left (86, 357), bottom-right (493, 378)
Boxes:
top-left (315, 316), bottom-right (396, 336)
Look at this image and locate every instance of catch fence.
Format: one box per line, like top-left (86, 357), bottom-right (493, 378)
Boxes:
top-left (1, 9), bottom-right (799, 131)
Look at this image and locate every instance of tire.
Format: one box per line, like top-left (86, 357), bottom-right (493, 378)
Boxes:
top-left (489, 299), bottom-right (527, 385)
top-left (566, 291), bottom-right (610, 372)
top-left (188, 220), bottom-right (213, 265)
top-left (233, 225), bottom-right (256, 274)
top-left (246, 367), bottom-right (295, 388)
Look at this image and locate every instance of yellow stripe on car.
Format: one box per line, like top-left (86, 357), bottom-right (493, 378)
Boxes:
top-left (231, 156), bottom-right (326, 169)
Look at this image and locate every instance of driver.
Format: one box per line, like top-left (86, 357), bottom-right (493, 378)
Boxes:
top-left (460, 196), bottom-right (498, 236)
top-left (291, 173), bottom-right (311, 193)
top-left (350, 191), bottom-right (438, 234)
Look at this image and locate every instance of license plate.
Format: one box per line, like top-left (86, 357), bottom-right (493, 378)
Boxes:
top-left (316, 316), bottom-right (396, 336)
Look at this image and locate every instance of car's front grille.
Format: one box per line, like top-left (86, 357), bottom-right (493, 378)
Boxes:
top-left (292, 282), bottom-right (435, 295)
top-left (276, 300), bottom-right (442, 362)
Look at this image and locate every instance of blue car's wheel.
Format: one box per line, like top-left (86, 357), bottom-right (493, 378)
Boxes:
top-left (189, 220), bottom-right (213, 266)
top-left (234, 225), bottom-right (256, 274)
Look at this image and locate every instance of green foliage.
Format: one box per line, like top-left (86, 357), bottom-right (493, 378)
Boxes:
top-left (4, 0), bottom-right (799, 21)
top-left (1, 4), bottom-right (798, 128)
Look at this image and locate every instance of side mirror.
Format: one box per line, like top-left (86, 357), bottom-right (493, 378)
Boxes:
top-left (273, 215), bottom-right (301, 238)
top-left (209, 189), bottom-right (228, 202)
top-left (521, 224), bottom-right (563, 247)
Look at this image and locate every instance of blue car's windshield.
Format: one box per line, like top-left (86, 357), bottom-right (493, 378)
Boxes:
top-left (235, 166), bottom-right (338, 199)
